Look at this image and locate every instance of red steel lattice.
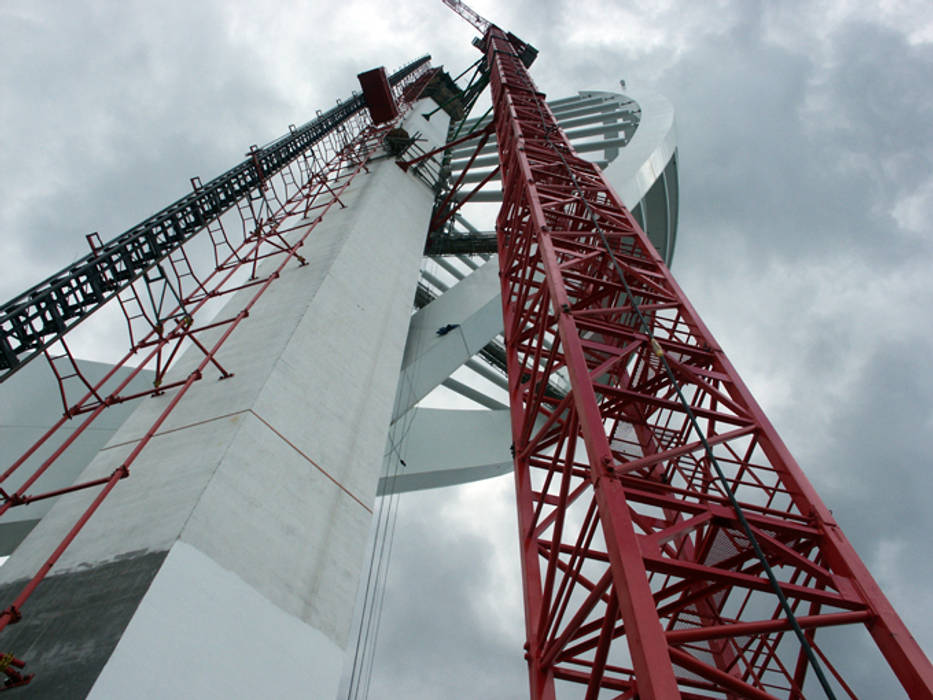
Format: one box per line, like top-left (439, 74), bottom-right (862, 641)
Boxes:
top-left (484, 25), bottom-right (933, 700)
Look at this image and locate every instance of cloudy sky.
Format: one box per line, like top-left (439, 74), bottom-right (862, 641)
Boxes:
top-left (2, 0), bottom-right (932, 697)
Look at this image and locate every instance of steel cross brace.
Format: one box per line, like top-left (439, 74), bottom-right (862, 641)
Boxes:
top-left (483, 24), bottom-right (933, 700)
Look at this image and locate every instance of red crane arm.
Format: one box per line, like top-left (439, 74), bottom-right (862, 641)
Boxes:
top-left (483, 22), bottom-right (933, 700)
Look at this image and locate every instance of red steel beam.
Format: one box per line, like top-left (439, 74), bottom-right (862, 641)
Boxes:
top-left (483, 24), bottom-right (933, 699)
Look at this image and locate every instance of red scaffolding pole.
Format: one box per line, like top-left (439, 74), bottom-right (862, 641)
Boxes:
top-left (484, 25), bottom-right (933, 700)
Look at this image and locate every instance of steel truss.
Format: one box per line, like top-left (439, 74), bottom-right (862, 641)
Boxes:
top-left (0, 60), bottom-right (436, 684)
top-left (484, 26), bottom-right (933, 699)
top-left (0, 56), bottom-right (431, 384)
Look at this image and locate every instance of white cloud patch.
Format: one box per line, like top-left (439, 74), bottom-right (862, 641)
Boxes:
top-left (893, 176), bottom-right (933, 236)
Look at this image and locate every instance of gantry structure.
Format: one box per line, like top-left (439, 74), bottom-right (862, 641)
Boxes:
top-left (0, 3), bottom-right (929, 698)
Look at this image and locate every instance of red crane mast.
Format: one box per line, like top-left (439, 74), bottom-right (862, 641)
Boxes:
top-left (441, 7), bottom-right (933, 698)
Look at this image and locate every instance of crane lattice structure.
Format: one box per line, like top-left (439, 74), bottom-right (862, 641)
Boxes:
top-left (480, 23), bottom-right (933, 700)
top-left (440, 3), bottom-right (932, 698)
top-left (0, 3), bottom-right (929, 698)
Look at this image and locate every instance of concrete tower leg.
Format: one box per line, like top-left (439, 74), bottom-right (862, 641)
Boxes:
top-left (0, 105), bottom-right (447, 698)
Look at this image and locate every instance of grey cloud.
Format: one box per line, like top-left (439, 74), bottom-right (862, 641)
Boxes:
top-left (0, 2), bottom-right (292, 296)
top-left (364, 490), bottom-right (527, 698)
top-left (1, 1), bottom-right (931, 697)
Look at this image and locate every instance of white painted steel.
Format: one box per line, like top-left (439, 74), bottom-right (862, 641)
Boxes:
top-left (378, 408), bottom-right (512, 494)
top-left (592, 89), bottom-right (677, 211)
top-left (393, 257), bottom-right (502, 421)
top-left (448, 90), bottom-right (674, 212)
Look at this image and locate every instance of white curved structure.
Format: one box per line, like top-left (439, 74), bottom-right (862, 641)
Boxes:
top-left (591, 89), bottom-right (679, 264)
top-left (439, 88), bottom-right (679, 265)
top-left (392, 88), bottom-right (680, 494)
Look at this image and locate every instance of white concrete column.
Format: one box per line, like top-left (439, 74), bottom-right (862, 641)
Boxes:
top-left (0, 103), bottom-right (448, 699)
